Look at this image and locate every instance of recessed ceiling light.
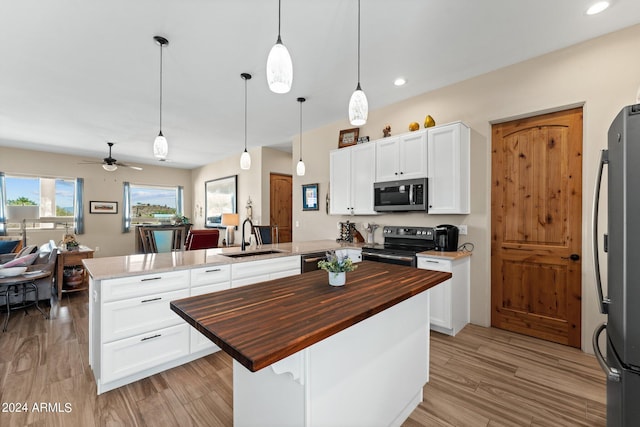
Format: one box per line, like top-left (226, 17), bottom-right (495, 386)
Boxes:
top-left (394, 77), bottom-right (407, 86)
top-left (586, 1), bottom-right (610, 15)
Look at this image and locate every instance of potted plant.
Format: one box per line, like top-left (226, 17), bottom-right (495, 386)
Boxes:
top-left (318, 250), bottom-right (357, 286)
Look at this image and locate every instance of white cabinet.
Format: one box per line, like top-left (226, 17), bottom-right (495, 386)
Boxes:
top-left (329, 143), bottom-right (377, 215)
top-left (417, 254), bottom-right (470, 336)
top-left (375, 130), bottom-right (428, 182)
top-left (189, 265), bottom-right (231, 354)
top-left (231, 255), bottom-right (301, 288)
top-left (92, 270), bottom-right (192, 394)
top-left (427, 122), bottom-right (470, 214)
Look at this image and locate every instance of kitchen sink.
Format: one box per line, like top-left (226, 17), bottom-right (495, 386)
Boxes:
top-left (223, 250), bottom-right (285, 258)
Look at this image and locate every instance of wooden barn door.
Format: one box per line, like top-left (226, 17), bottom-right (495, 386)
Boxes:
top-left (491, 107), bottom-right (583, 347)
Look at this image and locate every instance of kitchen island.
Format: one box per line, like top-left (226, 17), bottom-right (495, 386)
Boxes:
top-left (170, 261), bottom-right (450, 427)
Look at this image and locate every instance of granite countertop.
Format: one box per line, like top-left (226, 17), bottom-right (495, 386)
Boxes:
top-left (416, 250), bottom-right (472, 261)
top-left (83, 240), bottom-right (363, 281)
top-left (170, 261), bottom-right (451, 372)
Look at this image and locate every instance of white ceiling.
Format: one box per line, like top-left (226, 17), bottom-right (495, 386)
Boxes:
top-left (2, 0), bottom-right (640, 169)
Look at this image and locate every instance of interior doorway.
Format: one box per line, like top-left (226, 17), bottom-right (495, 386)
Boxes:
top-left (269, 173), bottom-right (292, 243)
top-left (491, 107), bottom-right (583, 347)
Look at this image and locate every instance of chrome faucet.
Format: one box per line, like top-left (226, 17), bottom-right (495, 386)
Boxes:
top-left (241, 218), bottom-right (254, 251)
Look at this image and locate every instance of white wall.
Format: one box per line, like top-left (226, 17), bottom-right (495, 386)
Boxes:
top-left (191, 146), bottom-right (292, 245)
top-left (291, 23), bottom-right (640, 353)
top-left (0, 146), bottom-right (192, 257)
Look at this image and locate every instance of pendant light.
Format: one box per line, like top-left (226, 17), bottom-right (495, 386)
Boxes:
top-left (240, 73), bottom-right (252, 170)
top-left (153, 35), bottom-right (169, 160)
top-left (296, 97), bottom-right (306, 176)
top-left (348, 0), bottom-right (368, 126)
top-left (266, 0), bottom-right (293, 94)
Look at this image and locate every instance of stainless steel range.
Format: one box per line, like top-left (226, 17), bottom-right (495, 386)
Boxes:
top-left (361, 226), bottom-right (435, 267)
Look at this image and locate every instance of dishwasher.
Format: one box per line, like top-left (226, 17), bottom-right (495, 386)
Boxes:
top-left (300, 252), bottom-right (327, 273)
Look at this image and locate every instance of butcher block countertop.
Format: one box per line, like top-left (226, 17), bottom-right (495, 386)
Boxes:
top-left (170, 261), bottom-right (451, 372)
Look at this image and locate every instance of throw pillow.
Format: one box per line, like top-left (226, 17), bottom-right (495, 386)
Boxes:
top-left (0, 240), bottom-right (20, 255)
top-left (1, 252), bottom-right (38, 268)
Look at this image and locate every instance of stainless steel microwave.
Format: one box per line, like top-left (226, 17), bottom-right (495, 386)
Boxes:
top-left (374, 178), bottom-right (428, 212)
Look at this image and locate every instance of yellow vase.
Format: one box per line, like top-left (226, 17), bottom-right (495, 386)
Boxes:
top-left (424, 115), bottom-right (436, 128)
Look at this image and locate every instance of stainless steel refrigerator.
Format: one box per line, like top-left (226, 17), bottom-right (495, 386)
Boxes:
top-left (593, 104), bottom-right (640, 426)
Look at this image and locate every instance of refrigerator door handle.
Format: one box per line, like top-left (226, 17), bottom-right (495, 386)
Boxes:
top-left (593, 322), bottom-right (621, 382)
top-left (592, 149), bottom-right (610, 314)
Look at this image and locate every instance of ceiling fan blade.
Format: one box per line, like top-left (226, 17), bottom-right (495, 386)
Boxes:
top-left (116, 162), bottom-right (143, 171)
top-left (78, 160), bottom-right (105, 165)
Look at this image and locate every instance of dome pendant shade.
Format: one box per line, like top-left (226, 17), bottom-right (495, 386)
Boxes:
top-left (296, 159), bottom-right (306, 176)
top-left (153, 131), bottom-right (168, 160)
top-left (349, 84), bottom-right (368, 126)
top-left (240, 149), bottom-right (251, 170)
top-left (267, 38), bottom-right (293, 94)
top-left (103, 164), bottom-right (118, 172)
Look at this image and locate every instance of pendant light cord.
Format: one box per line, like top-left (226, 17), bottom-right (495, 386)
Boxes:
top-left (278, 0), bottom-right (282, 38)
top-left (244, 77), bottom-right (248, 151)
top-left (299, 99), bottom-right (303, 160)
top-left (159, 41), bottom-right (163, 132)
top-left (357, 0), bottom-right (361, 85)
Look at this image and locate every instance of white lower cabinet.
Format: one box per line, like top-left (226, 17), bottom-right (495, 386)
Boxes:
top-left (417, 255), bottom-right (470, 336)
top-left (231, 255), bottom-right (301, 288)
top-left (189, 264), bottom-right (231, 354)
top-left (102, 323), bottom-right (190, 384)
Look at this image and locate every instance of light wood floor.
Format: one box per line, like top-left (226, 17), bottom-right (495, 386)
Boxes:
top-left (0, 291), bottom-right (606, 427)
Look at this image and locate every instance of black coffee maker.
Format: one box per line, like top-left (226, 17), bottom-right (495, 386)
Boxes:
top-left (434, 225), bottom-right (459, 252)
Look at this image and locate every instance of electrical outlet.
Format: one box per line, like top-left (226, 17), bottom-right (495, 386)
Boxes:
top-left (458, 225), bottom-right (468, 235)
top-left (95, 246), bottom-right (100, 252)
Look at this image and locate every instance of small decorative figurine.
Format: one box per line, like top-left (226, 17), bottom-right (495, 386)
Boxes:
top-left (383, 125), bottom-right (391, 138)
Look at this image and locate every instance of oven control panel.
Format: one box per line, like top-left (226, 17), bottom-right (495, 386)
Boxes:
top-left (382, 226), bottom-right (435, 240)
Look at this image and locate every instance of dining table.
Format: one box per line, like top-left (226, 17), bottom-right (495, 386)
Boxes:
top-left (0, 267), bottom-right (50, 331)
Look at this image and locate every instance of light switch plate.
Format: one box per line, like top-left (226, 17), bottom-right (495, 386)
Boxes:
top-left (458, 225), bottom-right (468, 235)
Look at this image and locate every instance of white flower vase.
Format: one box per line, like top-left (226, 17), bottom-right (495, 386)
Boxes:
top-left (328, 271), bottom-right (346, 287)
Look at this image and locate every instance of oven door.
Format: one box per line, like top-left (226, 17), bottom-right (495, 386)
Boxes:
top-left (362, 251), bottom-right (416, 267)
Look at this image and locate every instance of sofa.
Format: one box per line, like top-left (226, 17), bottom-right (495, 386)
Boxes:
top-left (0, 248), bottom-right (57, 305)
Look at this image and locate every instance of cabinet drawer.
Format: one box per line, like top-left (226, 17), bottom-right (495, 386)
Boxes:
top-left (101, 270), bottom-right (189, 302)
top-left (231, 256), bottom-right (300, 280)
top-left (190, 264), bottom-right (231, 288)
top-left (191, 281), bottom-right (230, 296)
top-left (63, 253), bottom-right (91, 266)
top-left (190, 327), bottom-right (219, 354)
top-left (417, 257), bottom-right (452, 273)
top-left (103, 288), bottom-right (189, 342)
top-left (102, 323), bottom-right (190, 384)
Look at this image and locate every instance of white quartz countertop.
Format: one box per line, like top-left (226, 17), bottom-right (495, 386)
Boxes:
top-left (83, 240), bottom-right (362, 280)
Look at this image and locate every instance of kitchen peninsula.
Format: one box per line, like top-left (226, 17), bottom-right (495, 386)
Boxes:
top-left (84, 241), bottom-right (450, 426)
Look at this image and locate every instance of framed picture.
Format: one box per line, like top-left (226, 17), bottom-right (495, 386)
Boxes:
top-left (205, 175), bottom-right (238, 228)
top-left (357, 136), bottom-right (370, 144)
top-left (302, 183), bottom-right (319, 211)
top-left (90, 201), bottom-right (118, 214)
top-left (338, 128), bottom-right (359, 148)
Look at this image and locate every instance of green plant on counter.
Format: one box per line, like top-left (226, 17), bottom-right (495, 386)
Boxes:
top-left (318, 250), bottom-right (357, 273)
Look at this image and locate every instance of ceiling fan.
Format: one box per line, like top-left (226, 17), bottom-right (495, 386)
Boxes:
top-left (80, 142), bottom-right (143, 171)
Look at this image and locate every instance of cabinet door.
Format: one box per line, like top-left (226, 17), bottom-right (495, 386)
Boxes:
top-left (190, 282), bottom-right (230, 354)
top-left (427, 123), bottom-right (470, 214)
top-left (375, 137), bottom-right (400, 182)
top-left (418, 257), bottom-right (453, 331)
top-left (330, 149), bottom-right (352, 214)
top-left (399, 131), bottom-right (428, 179)
top-left (351, 143), bottom-right (377, 215)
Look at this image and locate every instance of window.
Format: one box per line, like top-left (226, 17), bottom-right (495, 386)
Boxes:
top-left (124, 183), bottom-right (183, 229)
top-left (2, 174), bottom-right (81, 232)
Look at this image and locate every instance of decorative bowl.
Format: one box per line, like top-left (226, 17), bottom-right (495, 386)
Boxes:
top-left (0, 266), bottom-right (28, 277)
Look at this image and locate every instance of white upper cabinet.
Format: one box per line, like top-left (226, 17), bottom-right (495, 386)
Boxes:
top-left (427, 122), bottom-right (470, 214)
top-left (375, 130), bottom-right (428, 182)
top-left (330, 143), bottom-right (377, 215)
